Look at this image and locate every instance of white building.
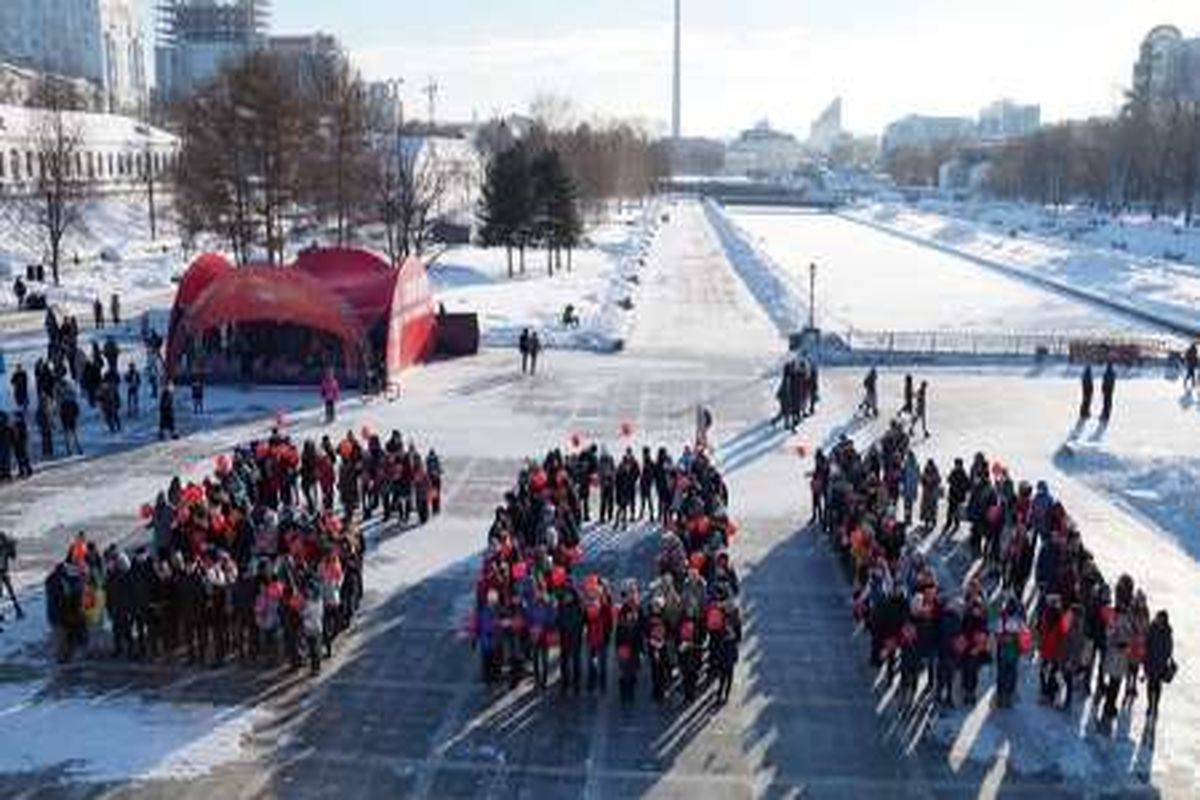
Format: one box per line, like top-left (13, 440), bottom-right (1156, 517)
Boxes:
top-left (0, 0), bottom-right (147, 115)
top-left (978, 100), bottom-right (1040, 141)
top-left (724, 120), bottom-right (806, 179)
top-left (881, 114), bottom-right (976, 154)
top-left (398, 135), bottom-right (485, 226)
top-left (0, 103), bottom-right (178, 194)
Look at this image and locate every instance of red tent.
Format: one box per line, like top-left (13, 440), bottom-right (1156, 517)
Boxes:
top-left (168, 252), bottom-right (235, 344)
top-left (166, 248), bottom-right (436, 388)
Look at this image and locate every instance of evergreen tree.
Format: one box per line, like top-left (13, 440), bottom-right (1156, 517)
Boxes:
top-left (530, 148), bottom-right (581, 275)
top-left (477, 144), bottom-right (532, 277)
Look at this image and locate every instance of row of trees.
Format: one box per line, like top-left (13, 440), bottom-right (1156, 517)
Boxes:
top-left (478, 144), bottom-right (582, 277)
top-left (987, 94), bottom-right (1200, 222)
top-left (174, 51), bottom-right (448, 267)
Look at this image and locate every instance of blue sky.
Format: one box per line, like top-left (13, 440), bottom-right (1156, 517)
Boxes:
top-left (151, 1), bottom-right (1200, 137)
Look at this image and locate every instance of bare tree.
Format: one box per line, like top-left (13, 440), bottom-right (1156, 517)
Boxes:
top-left (375, 137), bottom-right (448, 264)
top-left (308, 60), bottom-right (373, 246)
top-left (174, 51), bottom-right (306, 265)
top-left (26, 79), bottom-right (90, 285)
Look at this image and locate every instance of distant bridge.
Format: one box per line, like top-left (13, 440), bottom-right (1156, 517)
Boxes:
top-left (664, 178), bottom-right (844, 209)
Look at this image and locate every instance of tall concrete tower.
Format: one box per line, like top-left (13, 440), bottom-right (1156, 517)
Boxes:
top-left (672, 0), bottom-right (681, 139)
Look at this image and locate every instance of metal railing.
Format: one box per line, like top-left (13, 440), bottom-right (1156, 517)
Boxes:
top-left (827, 328), bottom-right (1182, 362)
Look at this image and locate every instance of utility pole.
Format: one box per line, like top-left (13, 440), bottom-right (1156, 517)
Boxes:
top-left (808, 262), bottom-right (817, 330)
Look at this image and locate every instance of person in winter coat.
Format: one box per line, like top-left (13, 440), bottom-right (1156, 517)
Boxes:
top-left (1037, 595), bottom-right (1069, 705)
top-left (943, 459), bottom-right (969, 534)
top-left (993, 595), bottom-right (1026, 709)
top-left (1100, 363), bottom-right (1116, 423)
top-left (645, 597), bottom-right (671, 703)
top-left (583, 583), bottom-right (613, 693)
top-left (302, 584), bottom-right (324, 675)
top-left (960, 594), bottom-right (989, 705)
top-left (320, 368), bottom-right (340, 424)
top-left (597, 448), bottom-right (616, 524)
top-left (557, 582), bottom-right (585, 694)
top-left (710, 591), bottom-right (742, 705)
top-left (1101, 603), bottom-right (1135, 723)
top-left (919, 459), bottom-right (941, 531)
top-left (11, 414), bottom-right (32, 478)
top-left (936, 599), bottom-right (963, 707)
top-left (527, 585), bottom-right (557, 688)
top-left (614, 598), bottom-right (643, 705)
top-left (1061, 601), bottom-right (1090, 709)
top-left (158, 384), bottom-right (176, 440)
top-left (901, 451), bottom-right (920, 526)
top-left (1143, 610), bottom-right (1174, 721)
top-left (0, 413), bottom-right (12, 481)
top-left (1079, 365), bottom-right (1094, 419)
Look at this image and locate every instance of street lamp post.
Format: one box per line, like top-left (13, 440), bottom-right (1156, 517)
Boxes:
top-left (808, 261), bottom-right (817, 330)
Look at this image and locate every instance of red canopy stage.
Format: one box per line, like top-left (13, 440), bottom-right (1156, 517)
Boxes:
top-left (167, 248), bottom-right (435, 389)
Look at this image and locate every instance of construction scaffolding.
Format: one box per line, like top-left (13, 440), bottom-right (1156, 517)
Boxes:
top-left (156, 0), bottom-right (271, 46)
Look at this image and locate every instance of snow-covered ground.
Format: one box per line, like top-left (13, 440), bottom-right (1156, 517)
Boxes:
top-left (844, 200), bottom-right (1200, 337)
top-left (2, 198), bottom-right (1199, 796)
top-left (0, 193), bottom-right (184, 319)
top-left (724, 205), bottom-right (1161, 337)
top-left (430, 203), bottom-right (658, 352)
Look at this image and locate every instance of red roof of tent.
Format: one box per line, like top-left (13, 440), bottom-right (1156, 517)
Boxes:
top-left (293, 248), bottom-right (399, 328)
top-left (167, 266), bottom-right (366, 374)
top-left (176, 253), bottom-right (235, 309)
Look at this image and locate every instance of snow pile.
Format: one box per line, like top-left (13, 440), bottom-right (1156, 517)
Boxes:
top-left (701, 201), bottom-right (808, 335)
top-left (0, 681), bottom-right (260, 783)
top-left (429, 203), bottom-right (658, 352)
top-left (845, 202), bottom-right (1200, 337)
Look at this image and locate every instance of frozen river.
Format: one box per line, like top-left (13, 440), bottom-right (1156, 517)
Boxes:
top-left (726, 207), bottom-right (1156, 336)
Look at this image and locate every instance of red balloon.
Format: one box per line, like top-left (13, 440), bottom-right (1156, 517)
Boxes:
top-left (512, 561), bottom-right (529, 581)
top-left (550, 566), bottom-right (567, 588)
top-left (619, 420), bottom-right (635, 438)
top-left (795, 444), bottom-right (808, 458)
top-left (569, 432), bottom-right (583, 449)
top-left (139, 503), bottom-right (154, 520)
top-left (360, 424), bottom-right (374, 440)
top-left (214, 453), bottom-right (232, 474)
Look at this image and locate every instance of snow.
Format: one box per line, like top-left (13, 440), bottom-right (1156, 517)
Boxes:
top-left (3, 197), bottom-right (1200, 793)
top-left (0, 681), bottom-right (262, 783)
top-left (0, 193), bottom-right (184, 317)
top-left (844, 200), bottom-right (1200, 337)
top-left (814, 366), bottom-right (1200, 791)
top-left (724, 205), bottom-right (1161, 337)
top-left (430, 203), bottom-right (658, 352)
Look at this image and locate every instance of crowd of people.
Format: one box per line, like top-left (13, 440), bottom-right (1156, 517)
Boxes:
top-left (42, 425), bottom-right (443, 675)
top-left (471, 440), bottom-right (744, 706)
top-left (1, 305), bottom-right (169, 482)
top-left (810, 411), bottom-right (1177, 734)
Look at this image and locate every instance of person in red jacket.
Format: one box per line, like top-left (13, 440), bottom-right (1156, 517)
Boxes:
top-left (583, 579), bottom-right (613, 693)
top-left (1038, 594), bottom-right (1069, 705)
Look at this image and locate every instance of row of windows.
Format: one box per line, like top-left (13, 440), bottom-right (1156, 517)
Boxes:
top-left (0, 146), bottom-right (177, 184)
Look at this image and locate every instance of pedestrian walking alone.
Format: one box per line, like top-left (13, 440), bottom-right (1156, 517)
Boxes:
top-left (320, 368), bottom-right (340, 424)
top-left (1184, 344), bottom-right (1198, 390)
